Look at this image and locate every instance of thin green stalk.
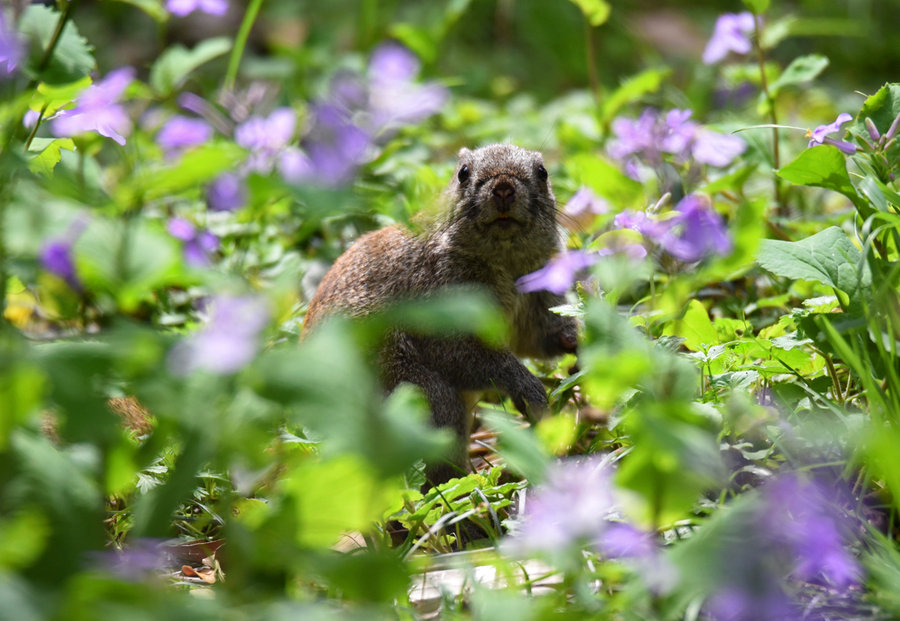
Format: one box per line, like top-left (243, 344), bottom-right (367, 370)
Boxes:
top-left (752, 13), bottom-right (784, 213)
top-left (36, 0), bottom-right (78, 73)
top-left (584, 21), bottom-right (600, 106)
top-left (224, 0), bottom-right (265, 91)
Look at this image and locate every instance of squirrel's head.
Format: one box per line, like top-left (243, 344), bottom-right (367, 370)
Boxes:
top-left (447, 145), bottom-right (559, 246)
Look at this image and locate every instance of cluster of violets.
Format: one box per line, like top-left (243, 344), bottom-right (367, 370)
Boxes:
top-left (507, 457), bottom-right (861, 618)
top-left (504, 455), bottom-right (675, 591)
top-left (705, 474), bottom-right (862, 621)
top-left (608, 107), bottom-right (746, 181)
top-left (517, 191), bottom-right (731, 296)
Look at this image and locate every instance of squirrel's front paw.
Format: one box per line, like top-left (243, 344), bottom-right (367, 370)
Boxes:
top-left (511, 374), bottom-right (549, 423)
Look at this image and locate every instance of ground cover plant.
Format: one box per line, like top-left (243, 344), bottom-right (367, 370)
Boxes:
top-left (2, 0), bottom-right (900, 619)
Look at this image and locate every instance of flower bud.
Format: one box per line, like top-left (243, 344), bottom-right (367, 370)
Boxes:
top-left (865, 117), bottom-right (881, 143)
top-left (885, 111), bottom-right (900, 142)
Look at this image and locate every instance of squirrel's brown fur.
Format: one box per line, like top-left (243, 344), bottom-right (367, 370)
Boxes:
top-left (303, 145), bottom-right (577, 485)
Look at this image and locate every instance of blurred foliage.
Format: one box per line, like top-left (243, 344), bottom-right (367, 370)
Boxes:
top-left (2, 0), bottom-right (900, 620)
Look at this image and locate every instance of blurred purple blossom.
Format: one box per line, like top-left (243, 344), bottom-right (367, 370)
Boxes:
top-left (40, 239), bottom-right (79, 288)
top-left (706, 587), bottom-right (795, 621)
top-left (0, 12), bottom-right (24, 77)
top-left (156, 115), bottom-right (212, 155)
top-left (367, 42), bottom-right (448, 133)
top-left (90, 539), bottom-right (168, 581)
top-left (564, 186), bottom-right (610, 226)
top-left (507, 456), bottom-right (619, 553)
top-left (608, 108), bottom-right (745, 175)
top-left (763, 475), bottom-right (861, 589)
top-left (207, 172), bottom-right (246, 212)
top-left (167, 217), bottom-right (219, 267)
top-left (235, 107), bottom-right (297, 173)
top-left (23, 109), bottom-right (40, 129)
top-left (516, 250), bottom-right (598, 295)
top-left (168, 294), bottom-right (269, 375)
top-left (51, 67), bottom-right (135, 145)
top-left (692, 128), bottom-right (747, 166)
top-left (702, 12), bottom-right (755, 65)
top-left (808, 113), bottom-right (858, 155)
top-left (290, 104), bottom-right (372, 187)
top-left (166, 0), bottom-right (228, 17)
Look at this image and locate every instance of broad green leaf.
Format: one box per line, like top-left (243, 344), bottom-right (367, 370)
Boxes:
top-left (19, 5), bottom-right (96, 84)
top-left (851, 83), bottom-right (900, 164)
top-left (742, 0), bottom-right (770, 13)
top-left (33, 77), bottom-right (93, 114)
top-left (149, 37), bottom-right (232, 95)
top-left (777, 145), bottom-right (871, 217)
top-left (757, 226), bottom-right (872, 310)
top-left (664, 299), bottom-right (718, 352)
top-left (599, 67), bottom-right (670, 125)
top-left (567, 152), bottom-right (644, 207)
top-left (74, 218), bottom-right (183, 312)
top-left (127, 142), bottom-right (244, 201)
top-left (568, 0), bottom-right (611, 27)
top-left (482, 411), bottom-right (550, 484)
top-left (282, 455), bottom-right (402, 547)
top-left (769, 54), bottom-right (829, 97)
top-left (109, 0), bottom-right (169, 22)
top-left (27, 138), bottom-right (76, 177)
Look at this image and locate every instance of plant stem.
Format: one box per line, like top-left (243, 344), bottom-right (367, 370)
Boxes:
top-left (753, 14), bottom-right (784, 213)
top-left (224, 0), bottom-right (265, 91)
top-left (584, 21), bottom-right (600, 105)
top-left (36, 0), bottom-right (79, 74)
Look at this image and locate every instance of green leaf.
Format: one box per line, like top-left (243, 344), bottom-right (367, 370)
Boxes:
top-left (74, 218), bottom-right (183, 311)
top-left (769, 54), bottom-right (829, 97)
top-left (757, 226), bottom-right (873, 310)
top-left (599, 67), bottom-right (670, 125)
top-left (482, 411), bottom-right (550, 484)
top-left (777, 145), bottom-right (871, 217)
top-left (149, 37), bottom-right (232, 95)
top-left (567, 152), bottom-right (644, 207)
top-left (27, 138), bottom-right (76, 177)
top-left (126, 142), bottom-right (245, 201)
top-left (20, 5), bottom-right (96, 84)
top-left (664, 299), bottom-right (718, 352)
top-left (108, 0), bottom-right (169, 22)
top-left (851, 83), bottom-right (900, 164)
top-left (742, 0), bottom-right (770, 13)
top-left (567, 0), bottom-right (611, 27)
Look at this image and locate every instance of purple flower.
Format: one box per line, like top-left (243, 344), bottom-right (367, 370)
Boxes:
top-left (166, 0), bottom-right (228, 17)
top-left (90, 539), bottom-right (168, 581)
top-left (367, 42), bottom-right (448, 133)
top-left (662, 194), bottom-right (732, 262)
top-left (609, 109), bottom-right (660, 164)
top-left (507, 456), bottom-right (620, 553)
top-left (167, 294), bottom-right (269, 375)
top-left (703, 12), bottom-right (755, 65)
top-left (608, 108), bottom-right (745, 173)
top-left (207, 173), bottom-right (246, 212)
top-left (564, 186), bottom-right (609, 219)
top-left (40, 239), bottom-right (79, 288)
top-left (293, 104), bottom-right (372, 187)
top-left (0, 12), bottom-right (24, 77)
top-left (156, 115), bottom-right (212, 155)
top-left (516, 250), bottom-right (598, 295)
top-left (234, 107), bottom-right (297, 173)
top-left (51, 67), bottom-right (135, 145)
top-left (808, 113), bottom-right (858, 155)
top-left (613, 209), bottom-right (670, 241)
top-left (763, 475), bottom-right (861, 589)
top-left (692, 128), bottom-right (747, 167)
top-left (167, 217), bottom-right (219, 267)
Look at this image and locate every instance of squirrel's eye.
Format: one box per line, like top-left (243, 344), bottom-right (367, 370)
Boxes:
top-left (536, 164), bottom-right (548, 181)
top-left (457, 164), bottom-right (470, 183)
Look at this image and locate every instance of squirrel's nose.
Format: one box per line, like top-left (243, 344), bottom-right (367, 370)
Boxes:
top-left (492, 181), bottom-right (515, 211)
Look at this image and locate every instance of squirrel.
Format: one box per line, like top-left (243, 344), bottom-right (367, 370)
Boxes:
top-left (303, 144), bottom-right (578, 486)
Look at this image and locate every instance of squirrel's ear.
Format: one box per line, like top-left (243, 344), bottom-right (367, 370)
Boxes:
top-left (457, 147), bottom-right (472, 160)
